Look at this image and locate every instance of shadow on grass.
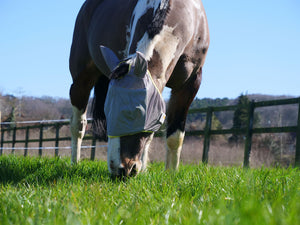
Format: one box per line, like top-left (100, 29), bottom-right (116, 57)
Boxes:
top-left (0, 155), bottom-right (112, 186)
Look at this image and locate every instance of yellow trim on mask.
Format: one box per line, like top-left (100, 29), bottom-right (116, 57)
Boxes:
top-left (147, 70), bottom-right (164, 100)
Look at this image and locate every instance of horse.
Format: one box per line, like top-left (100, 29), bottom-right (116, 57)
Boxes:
top-left (69, 0), bottom-right (209, 177)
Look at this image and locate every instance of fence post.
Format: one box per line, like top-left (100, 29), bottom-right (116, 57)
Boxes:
top-left (12, 126), bottom-right (17, 154)
top-left (0, 129), bottom-right (4, 156)
top-left (24, 126), bottom-right (29, 157)
top-left (244, 101), bottom-right (255, 168)
top-left (55, 123), bottom-right (60, 157)
top-left (91, 136), bottom-right (96, 161)
top-left (0, 111), bottom-right (1, 156)
top-left (202, 107), bottom-right (212, 164)
top-left (295, 98), bottom-right (300, 167)
top-left (39, 124), bottom-right (43, 157)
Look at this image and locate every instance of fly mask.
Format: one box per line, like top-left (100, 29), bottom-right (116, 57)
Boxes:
top-left (100, 46), bottom-right (166, 138)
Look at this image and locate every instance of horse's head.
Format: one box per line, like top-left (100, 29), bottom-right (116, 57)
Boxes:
top-left (100, 46), bottom-right (166, 177)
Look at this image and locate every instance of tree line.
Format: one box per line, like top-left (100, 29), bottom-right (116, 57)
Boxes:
top-left (1, 92), bottom-right (298, 132)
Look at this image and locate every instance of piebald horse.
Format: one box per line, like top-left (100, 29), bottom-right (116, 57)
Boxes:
top-left (70, 0), bottom-right (209, 177)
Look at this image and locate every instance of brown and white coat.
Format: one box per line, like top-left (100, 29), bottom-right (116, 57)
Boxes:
top-left (69, 0), bottom-right (209, 177)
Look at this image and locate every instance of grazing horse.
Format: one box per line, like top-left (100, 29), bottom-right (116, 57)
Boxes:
top-left (69, 0), bottom-right (209, 177)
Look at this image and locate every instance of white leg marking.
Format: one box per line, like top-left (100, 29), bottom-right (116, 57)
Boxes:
top-left (141, 133), bottom-right (154, 171)
top-left (70, 106), bottom-right (87, 164)
top-left (165, 130), bottom-right (185, 170)
top-left (107, 137), bottom-right (121, 175)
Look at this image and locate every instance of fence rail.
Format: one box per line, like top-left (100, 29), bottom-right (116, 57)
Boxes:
top-left (1, 97), bottom-right (300, 167)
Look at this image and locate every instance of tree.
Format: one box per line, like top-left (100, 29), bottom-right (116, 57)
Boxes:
top-left (233, 94), bottom-right (250, 130)
top-left (2, 107), bottom-right (17, 135)
top-left (212, 113), bottom-right (223, 130)
top-left (211, 113), bottom-right (224, 140)
top-left (230, 94), bottom-right (260, 143)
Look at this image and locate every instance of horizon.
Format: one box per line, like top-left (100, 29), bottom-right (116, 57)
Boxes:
top-left (1, 91), bottom-right (298, 102)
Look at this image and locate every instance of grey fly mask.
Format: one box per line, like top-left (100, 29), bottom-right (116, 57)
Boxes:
top-left (100, 46), bottom-right (166, 137)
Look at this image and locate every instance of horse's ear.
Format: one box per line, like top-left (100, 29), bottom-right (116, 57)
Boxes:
top-left (100, 45), bottom-right (120, 72)
top-left (134, 51), bottom-right (148, 77)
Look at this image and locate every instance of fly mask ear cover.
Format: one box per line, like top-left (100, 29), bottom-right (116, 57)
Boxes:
top-left (100, 46), bottom-right (166, 137)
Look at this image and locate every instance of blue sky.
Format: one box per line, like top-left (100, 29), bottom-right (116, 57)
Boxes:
top-left (0, 0), bottom-right (299, 99)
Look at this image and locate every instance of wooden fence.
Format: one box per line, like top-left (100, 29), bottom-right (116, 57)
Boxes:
top-left (0, 119), bottom-right (100, 161)
top-left (1, 97), bottom-right (300, 167)
top-left (186, 97), bottom-right (300, 167)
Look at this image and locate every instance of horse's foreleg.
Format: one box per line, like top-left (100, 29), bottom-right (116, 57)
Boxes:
top-left (70, 106), bottom-right (87, 163)
top-left (69, 73), bottom-right (97, 164)
top-left (166, 68), bottom-right (202, 170)
top-left (165, 129), bottom-right (185, 170)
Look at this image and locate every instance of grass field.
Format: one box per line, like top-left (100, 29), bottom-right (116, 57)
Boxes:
top-left (0, 156), bottom-right (299, 225)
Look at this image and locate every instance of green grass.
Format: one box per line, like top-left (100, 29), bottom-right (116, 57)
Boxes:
top-left (0, 155), bottom-right (299, 225)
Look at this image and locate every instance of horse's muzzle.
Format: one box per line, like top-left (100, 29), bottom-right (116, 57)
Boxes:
top-left (115, 160), bottom-right (142, 177)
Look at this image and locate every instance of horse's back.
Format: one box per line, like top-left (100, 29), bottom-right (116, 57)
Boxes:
top-left (70, 0), bottom-right (209, 83)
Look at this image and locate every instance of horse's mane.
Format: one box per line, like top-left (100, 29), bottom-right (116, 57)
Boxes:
top-left (147, 0), bottom-right (170, 39)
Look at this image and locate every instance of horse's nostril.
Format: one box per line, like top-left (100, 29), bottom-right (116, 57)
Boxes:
top-left (132, 163), bottom-right (137, 170)
top-left (130, 163), bottom-right (138, 176)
